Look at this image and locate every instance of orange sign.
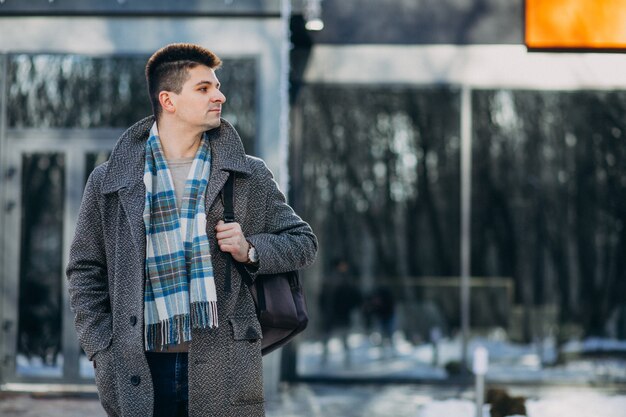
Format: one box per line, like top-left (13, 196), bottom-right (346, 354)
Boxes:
top-left (526, 0), bottom-right (626, 50)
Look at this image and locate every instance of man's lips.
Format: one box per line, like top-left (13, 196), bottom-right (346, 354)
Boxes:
top-left (209, 108), bottom-right (221, 113)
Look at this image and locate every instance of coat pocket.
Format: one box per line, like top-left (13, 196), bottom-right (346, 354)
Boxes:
top-left (94, 344), bottom-right (121, 416)
top-left (227, 316), bottom-right (264, 405)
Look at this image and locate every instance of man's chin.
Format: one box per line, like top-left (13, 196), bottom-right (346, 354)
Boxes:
top-left (204, 120), bottom-right (222, 131)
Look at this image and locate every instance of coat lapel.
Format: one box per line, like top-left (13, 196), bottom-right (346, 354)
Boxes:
top-left (101, 116), bottom-right (152, 257)
top-left (118, 180), bottom-right (147, 258)
top-left (205, 168), bottom-right (229, 216)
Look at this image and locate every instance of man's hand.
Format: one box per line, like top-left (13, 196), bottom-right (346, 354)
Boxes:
top-left (215, 220), bottom-right (249, 263)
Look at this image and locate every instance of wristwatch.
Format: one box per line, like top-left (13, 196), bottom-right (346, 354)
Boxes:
top-left (246, 242), bottom-right (259, 264)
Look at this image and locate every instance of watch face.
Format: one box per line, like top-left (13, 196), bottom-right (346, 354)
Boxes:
top-left (249, 247), bottom-right (259, 263)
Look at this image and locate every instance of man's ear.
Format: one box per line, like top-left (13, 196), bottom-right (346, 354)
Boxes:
top-left (158, 91), bottom-right (176, 115)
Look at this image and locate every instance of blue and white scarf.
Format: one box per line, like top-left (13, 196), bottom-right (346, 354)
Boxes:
top-left (143, 123), bottom-right (218, 351)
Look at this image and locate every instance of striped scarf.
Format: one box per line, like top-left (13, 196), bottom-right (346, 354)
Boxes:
top-left (143, 123), bottom-right (218, 351)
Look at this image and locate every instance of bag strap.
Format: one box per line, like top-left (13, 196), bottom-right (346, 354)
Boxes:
top-left (223, 174), bottom-right (235, 223)
top-left (223, 174), bottom-right (235, 293)
top-left (223, 174), bottom-right (264, 310)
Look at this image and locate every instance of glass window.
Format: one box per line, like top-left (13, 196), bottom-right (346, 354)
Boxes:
top-left (7, 55), bottom-right (257, 153)
top-left (292, 85), bottom-right (461, 378)
top-left (17, 153), bottom-right (65, 378)
top-left (471, 90), bottom-right (626, 384)
top-left (8, 55), bottom-right (149, 129)
top-left (217, 58), bottom-right (257, 154)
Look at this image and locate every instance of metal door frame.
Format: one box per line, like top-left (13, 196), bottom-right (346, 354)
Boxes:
top-left (1, 128), bottom-right (119, 385)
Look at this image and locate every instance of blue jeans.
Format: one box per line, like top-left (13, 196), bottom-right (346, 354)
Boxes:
top-left (145, 352), bottom-right (189, 417)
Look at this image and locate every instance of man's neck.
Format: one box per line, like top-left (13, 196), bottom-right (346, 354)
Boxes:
top-left (156, 120), bottom-right (204, 160)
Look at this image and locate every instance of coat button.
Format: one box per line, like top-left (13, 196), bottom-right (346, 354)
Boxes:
top-left (130, 375), bottom-right (140, 386)
top-left (130, 316), bottom-right (137, 326)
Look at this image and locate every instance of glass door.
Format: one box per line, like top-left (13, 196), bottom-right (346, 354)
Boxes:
top-left (2, 131), bottom-right (117, 383)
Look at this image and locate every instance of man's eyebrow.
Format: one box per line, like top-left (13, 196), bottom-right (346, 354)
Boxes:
top-left (195, 80), bottom-right (220, 87)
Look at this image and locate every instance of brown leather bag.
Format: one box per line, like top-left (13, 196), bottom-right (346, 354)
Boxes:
top-left (223, 174), bottom-right (309, 355)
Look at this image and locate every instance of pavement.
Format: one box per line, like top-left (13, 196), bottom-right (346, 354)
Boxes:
top-left (0, 383), bottom-right (473, 417)
top-left (3, 382), bottom-right (626, 417)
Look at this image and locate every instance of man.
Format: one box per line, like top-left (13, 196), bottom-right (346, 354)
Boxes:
top-left (66, 43), bottom-right (317, 417)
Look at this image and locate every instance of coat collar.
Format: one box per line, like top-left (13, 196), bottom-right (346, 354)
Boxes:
top-left (101, 115), bottom-right (251, 194)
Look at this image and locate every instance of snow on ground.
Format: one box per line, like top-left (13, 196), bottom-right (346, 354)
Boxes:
top-left (15, 354), bottom-right (95, 379)
top-left (562, 338), bottom-right (626, 354)
top-left (298, 332), bottom-right (626, 384)
top-left (13, 332), bottom-right (626, 384)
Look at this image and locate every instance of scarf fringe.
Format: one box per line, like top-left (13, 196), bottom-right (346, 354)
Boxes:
top-left (145, 302), bottom-right (219, 351)
top-left (192, 301), bottom-right (219, 329)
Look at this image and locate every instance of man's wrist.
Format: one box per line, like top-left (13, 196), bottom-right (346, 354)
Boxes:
top-left (245, 240), bottom-right (259, 265)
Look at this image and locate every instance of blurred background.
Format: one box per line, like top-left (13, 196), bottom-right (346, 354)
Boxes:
top-left (0, 0), bottom-right (625, 406)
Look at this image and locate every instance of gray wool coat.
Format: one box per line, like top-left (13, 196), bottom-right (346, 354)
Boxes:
top-left (66, 116), bottom-right (317, 417)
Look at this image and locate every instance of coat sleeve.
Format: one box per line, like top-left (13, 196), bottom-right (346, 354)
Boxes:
top-left (66, 165), bottom-right (112, 360)
top-left (244, 160), bottom-right (318, 279)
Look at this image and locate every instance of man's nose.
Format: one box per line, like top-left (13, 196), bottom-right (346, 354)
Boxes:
top-left (213, 90), bottom-right (226, 103)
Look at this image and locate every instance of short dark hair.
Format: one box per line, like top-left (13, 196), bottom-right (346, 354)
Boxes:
top-left (145, 43), bottom-right (222, 119)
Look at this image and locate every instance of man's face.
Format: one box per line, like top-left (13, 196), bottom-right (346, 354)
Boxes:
top-left (169, 64), bottom-right (226, 131)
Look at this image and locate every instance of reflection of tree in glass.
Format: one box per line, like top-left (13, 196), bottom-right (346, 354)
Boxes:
top-left (216, 58), bottom-right (257, 153)
top-left (9, 55), bottom-right (149, 128)
top-left (18, 154), bottom-right (64, 365)
top-left (293, 85), bottom-right (461, 334)
top-left (472, 90), bottom-right (626, 343)
top-left (8, 55), bottom-right (257, 153)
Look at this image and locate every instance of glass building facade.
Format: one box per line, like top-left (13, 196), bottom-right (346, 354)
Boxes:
top-left (291, 82), bottom-right (626, 384)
